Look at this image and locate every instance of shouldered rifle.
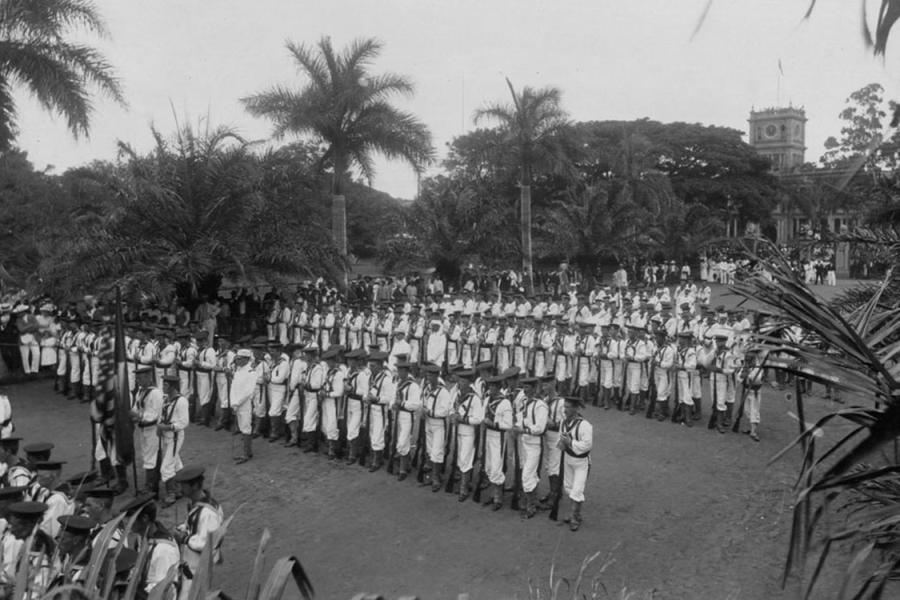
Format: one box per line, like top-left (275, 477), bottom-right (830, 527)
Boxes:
top-left (414, 412), bottom-right (428, 483)
top-left (548, 436), bottom-right (565, 521)
top-left (510, 430), bottom-right (522, 511)
top-left (443, 416), bottom-right (458, 494)
top-left (707, 354), bottom-right (720, 430)
top-left (358, 396), bottom-right (370, 466)
top-left (671, 363), bottom-right (682, 423)
top-left (644, 356), bottom-right (656, 419)
top-left (386, 404), bottom-right (399, 474)
top-left (471, 424), bottom-right (486, 503)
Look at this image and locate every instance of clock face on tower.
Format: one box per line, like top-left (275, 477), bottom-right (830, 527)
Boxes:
top-left (764, 124), bottom-right (778, 138)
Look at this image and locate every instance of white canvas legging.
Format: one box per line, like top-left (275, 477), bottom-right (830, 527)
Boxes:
top-left (563, 454), bottom-right (590, 502)
top-left (456, 425), bottom-right (477, 472)
top-left (159, 432), bottom-right (184, 482)
top-left (484, 429), bottom-right (506, 485)
top-left (425, 417), bottom-right (446, 463)
top-left (520, 435), bottom-right (542, 493)
top-left (19, 334), bottom-right (40, 374)
top-left (744, 387), bottom-right (761, 424)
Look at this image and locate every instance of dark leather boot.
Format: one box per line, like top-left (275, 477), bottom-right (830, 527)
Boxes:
top-left (569, 501), bottom-right (583, 531)
top-left (431, 463), bottom-right (442, 492)
top-left (397, 454), bottom-right (409, 481)
top-left (345, 439), bottom-right (358, 465)
top-left (285, 421), bottom-right (299, 447)
top-left (144, 469), bottom-right (159, 498)
top-left (114, 464), bottom-right (129, 495)
top-left (268, 415), bottom-right (283, 443)
top-left (214, 407), bottom-right (230, 431)
top-left (457, 471), bottom-right (470, 501)
top-left (368, 451), bottom-right (383, 473)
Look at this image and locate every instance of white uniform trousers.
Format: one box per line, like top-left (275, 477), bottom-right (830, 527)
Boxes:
top-left (513, 347), bottom-right (526, 372)
top-left (369, 404), bottom-right (388, 451)
top-left (138, 425), bottom-right (159, 470)
top-left (456, 424), bottom-right (477, 472)
top-left (301, 391), bottom-right (319, 433)
top-left (126, 361), bottom-right (136, 394)
top-left (196, 372), bottom-right (212, 407)
top-left (653, 369), bottom-right (670, 401)
top-left (252, 386), bottom-right (266, 418)
top-left (599, 359), bottom-right (613, 389)
top-left (395, 410), bottom-right (415, 456)
top-left (234, 402), bottom-right (252, 434)
top-left (690, 371), bottom-right (702, 400)
top-left (478, 346), bottom-right (492, 363)
top-left (726, 375), bottom-right (736, 404)
top-left (541, 430), bottom-right (561, 481)
top-left (18, 334), bottom-right (39, 374)
top-left (409, 339), bottom-right (421, 364)
top-left (461, 344), bottom-right (474, 369)
top-left (277, 323), bottom-right (289, 346)
top-left (346, 398), bottom-right (362, 441)
top-left (56, 348), bottom-right (68, 378)
top-left (521, 434), bottom-right (542, 492)
top-left (745, 387), bottom-right (761, 424)
top-left (612, 360), bottom-right (624, 389)
top-left (284, 389), bottom-right (301, 424)
top-left (563, 453), bottom-right (590, 503)
top-left (215, 374), bottom-right (229, 409)
top-left (625, 362), bottom-right (642, 394)
top-left (178, 370), bottom-right (193, 399)
top-left (710, 374), bottom-right (728, 411)
top-left (266, 322), bottom-right (276, 341)
top-left (533, 350), bottom-right (547, 378)
top-left (447, 343), bottom-right (459, 367)
top-left (266, 384), bottom-right (286, 417)
top-left (676, 371), bottom-right (694, 406)
top-left (68, 350), bottom-right (81, 384)
top-left (554, 355), bottom-right (569, 382)
top-left (93, 425), bottom-right (119, 466)
top-left (40, 337), bottom-right (57, 367)
top-left (321, 397), bottom-right (339, 441)
top-left (425, 417), bottom-right (446, 463)
top-left (496, 347), bottom-right (510, 373)
top-left (484, 428), bottom-right (506, 485)
top-left (577, 357), bottom-right (591, 387)
top-left (159, 432), bottom-right (184, 482)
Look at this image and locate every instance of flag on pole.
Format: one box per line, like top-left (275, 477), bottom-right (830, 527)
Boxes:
top-left (113, 286), bottom-right (134, 465)
top-left (778, 58), bottom-right (784, 76)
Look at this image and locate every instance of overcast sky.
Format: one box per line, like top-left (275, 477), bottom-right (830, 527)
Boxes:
top-left (11, 0), bottom-right (900, 198)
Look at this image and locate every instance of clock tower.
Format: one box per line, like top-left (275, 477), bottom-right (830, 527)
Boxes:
top-left (748, 106), bottom-right (807, 172)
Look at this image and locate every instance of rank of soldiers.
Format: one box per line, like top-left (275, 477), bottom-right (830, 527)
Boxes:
top-left (41, 285), bottom-right (766, 531)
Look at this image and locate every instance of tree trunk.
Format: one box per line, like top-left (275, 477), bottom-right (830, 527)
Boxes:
top-left (520, 184), bottom-right (534, 296)
top-left (331, 193), bottom-right (348, 289)
top-left (331, 155), bottom-right (348, 292)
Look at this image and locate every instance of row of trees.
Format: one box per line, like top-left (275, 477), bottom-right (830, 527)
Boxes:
top-left (3, 1), bottom-right (900, 303)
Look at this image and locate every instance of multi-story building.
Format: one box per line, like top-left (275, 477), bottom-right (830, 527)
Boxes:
top-left (748, 106), bottom-right (857, 276)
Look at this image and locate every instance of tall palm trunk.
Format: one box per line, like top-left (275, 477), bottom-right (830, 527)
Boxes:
top-left (520, 182), bottom-right (534, 296)
top-left (332, 158), bottom-right (348, 291)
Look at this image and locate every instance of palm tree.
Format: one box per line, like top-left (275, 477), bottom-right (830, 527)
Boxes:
top-left (0, 0), bottom-right (125, 150)
top-left (474, 79), bottom-right (571, 296)
top-left (241, 37), bottom-right (434, 287)
top-left (41, 122), bottom-right (341, 301)
top-left (536, 183), bottom-right (654, 275)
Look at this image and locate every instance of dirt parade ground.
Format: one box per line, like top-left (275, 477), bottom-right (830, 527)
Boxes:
top-left (2, 284), bottom-right (861, 599)
top-left (7, 372), bottom-right (842, 599)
